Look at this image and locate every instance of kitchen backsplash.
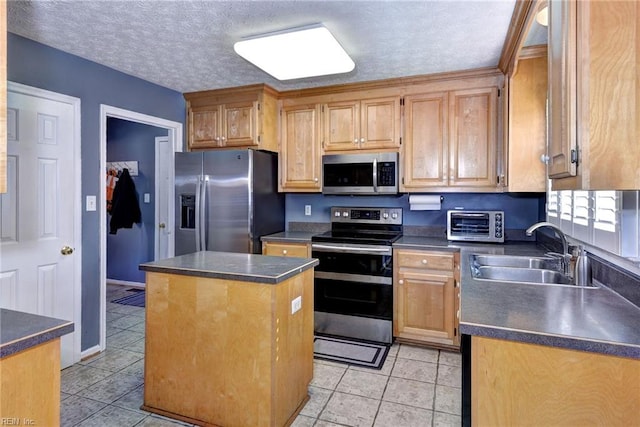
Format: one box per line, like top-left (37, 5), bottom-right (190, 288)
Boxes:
top-left (286, 192), bottom-right (546, 233)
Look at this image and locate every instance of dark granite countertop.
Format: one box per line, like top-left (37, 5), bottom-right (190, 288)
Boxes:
top-left (393, 237), bottom-right (640, 359)
top-left (1, 309), bottom-right (74, 359)
top-left (139, 251), bottom-right (319, 284)
top-left (260, 231), bottom-right (317, 243)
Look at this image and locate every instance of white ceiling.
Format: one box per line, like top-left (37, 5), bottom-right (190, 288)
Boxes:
top-left (8, 0), bottom-right (520, 94)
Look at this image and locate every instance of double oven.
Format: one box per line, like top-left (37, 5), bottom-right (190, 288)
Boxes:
top-left (311, 207), bottom-right (402, 344)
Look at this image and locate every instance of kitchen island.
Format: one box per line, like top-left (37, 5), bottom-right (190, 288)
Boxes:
top-left (139, 251), bottom-right (318, 427)
top-left (0, 309), bottom-right (74, 425)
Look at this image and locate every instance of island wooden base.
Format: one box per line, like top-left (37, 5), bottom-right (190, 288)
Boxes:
top-left (471, 336), bottom-right (640, 426)
top-left (141, 394), bottom-right (310, 427)
top-left (0, 338), bottom-right (61, 426)
top-left (144, 269), bottom-right (314, 427)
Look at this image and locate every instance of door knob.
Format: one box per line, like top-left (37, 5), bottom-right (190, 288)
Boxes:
top-left (61, 246), bottom-right (74, 255)
top-left (159, 223), bottom-right (166, 229)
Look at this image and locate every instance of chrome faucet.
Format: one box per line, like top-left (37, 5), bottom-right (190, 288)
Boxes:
top-left (526, 222), bottom-right (572, 276)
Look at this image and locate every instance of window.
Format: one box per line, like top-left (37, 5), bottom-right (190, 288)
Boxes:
top-left (547, 188), bottom-right (638, 261)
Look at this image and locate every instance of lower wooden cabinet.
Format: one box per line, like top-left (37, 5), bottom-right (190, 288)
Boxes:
top-left (0, 339), bottom-right (62, 426)
top-left (471, 336), bottom-right (640, 426)
top-left (262, 241), bottom-right (311, 258)
top-left (393, 249), bottom-right (460, 349)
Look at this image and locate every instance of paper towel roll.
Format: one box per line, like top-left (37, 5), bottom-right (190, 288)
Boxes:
top-left (409, 195), bottom-right (442, 211)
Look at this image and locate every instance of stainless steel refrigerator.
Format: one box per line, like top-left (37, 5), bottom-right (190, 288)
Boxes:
top-left (174, 149), bottom-right (285, 255)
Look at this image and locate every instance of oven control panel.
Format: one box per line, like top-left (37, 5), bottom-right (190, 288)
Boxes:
top-left (330, 207), bottom-right (403, 225)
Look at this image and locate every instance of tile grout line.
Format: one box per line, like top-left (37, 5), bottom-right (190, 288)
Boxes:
top-left (370, 348), bottom-right (397, 427)
top-left (432, 349), bottom-right (441, 427)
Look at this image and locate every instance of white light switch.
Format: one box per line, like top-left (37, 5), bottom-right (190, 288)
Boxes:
top-left (86, 195), bottom-right (96, 211)
top-left (304, 205), bottom-right (311, 216)
top-left (291, 296), bottom-right (302, 314)
top-left (144, 193), bottom-right (150, 203)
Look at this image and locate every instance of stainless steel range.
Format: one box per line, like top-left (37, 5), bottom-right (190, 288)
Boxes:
top-left (311, 207), bottom-right (403, 344)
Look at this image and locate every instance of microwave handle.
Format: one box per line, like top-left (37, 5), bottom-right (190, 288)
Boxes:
top-left (372, 158), bottom-right (378, 193)
top-left (452, 213), bottom-right (488, 218)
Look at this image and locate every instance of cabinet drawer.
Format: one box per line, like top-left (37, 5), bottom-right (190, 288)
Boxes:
top-left (262, 242), bottom-right (310, 258)
top-left (396, 250), bottom-right (454, 271)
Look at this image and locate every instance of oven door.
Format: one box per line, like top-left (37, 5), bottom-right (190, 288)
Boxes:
top-left (311, 243), bottom-right (393, 320)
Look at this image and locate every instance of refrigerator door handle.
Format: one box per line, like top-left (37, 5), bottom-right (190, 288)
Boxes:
top-left (199, 176), bottom-right (208, 251)
top-left (195, 177), bottom-right (202, 252)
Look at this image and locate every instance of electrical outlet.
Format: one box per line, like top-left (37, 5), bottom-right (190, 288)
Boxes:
top-left (291, 296), bottom-right (302, 314)
top-left (86, 195), bottom-right (96, 211)
top-left (304, 205), bottom-right (312, 216)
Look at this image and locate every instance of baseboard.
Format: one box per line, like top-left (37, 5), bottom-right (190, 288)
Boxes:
top-left (106, 279), bottom-right (145, 289)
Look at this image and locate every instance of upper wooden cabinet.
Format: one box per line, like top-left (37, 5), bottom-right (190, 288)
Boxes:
top-left (449, 87), bottom-right (499, 188)
top-left (279, 103), bottom-right (322, 192)
top-left (184, 84), bottom-right (279, 152)
top-left (402, 86), bottom-right (500, 192)
top-left (548, 0), bottom-right (640, 190)
top-left (506, 51), bottom-right (548, 192)
top-left (402, 92), bottom-right (449, 189)
top-left (323, 97), bottom-right (400, 152)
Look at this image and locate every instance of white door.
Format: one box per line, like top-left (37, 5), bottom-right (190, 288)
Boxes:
top-left (155, 135), bottom-right (173, 260)
top-left (0, 83), bottom-right (81, 369)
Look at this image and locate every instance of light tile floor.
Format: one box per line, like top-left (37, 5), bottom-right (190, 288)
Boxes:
top-left (61, 285), bottom-right (461, 426)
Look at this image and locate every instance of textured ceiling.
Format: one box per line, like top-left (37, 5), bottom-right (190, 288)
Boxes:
top-left (8, 0), bottom-right (518, 93)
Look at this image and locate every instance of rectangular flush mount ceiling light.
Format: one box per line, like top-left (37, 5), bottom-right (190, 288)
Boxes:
top-left (234, 24), bottom-right (355, 81)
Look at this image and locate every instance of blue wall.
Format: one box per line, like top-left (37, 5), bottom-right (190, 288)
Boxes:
top-left (8, 33), bottom-right (186, 351)
top-left (107, 118), bottom-right (167, 283)
top-left (286, 193), bottom-right (546, 231)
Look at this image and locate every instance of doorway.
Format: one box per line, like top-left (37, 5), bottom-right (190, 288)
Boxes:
top-left (99, 105), bottom-right (182, 351)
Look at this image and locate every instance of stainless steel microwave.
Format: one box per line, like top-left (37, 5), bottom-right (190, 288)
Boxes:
top-left (322, 153), bottom-right (399, 195)
top-left (447, 210), bottom-right (505, 243)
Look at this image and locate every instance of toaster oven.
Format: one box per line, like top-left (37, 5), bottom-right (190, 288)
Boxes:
top-left (447, 210), bottom-right (504, 243)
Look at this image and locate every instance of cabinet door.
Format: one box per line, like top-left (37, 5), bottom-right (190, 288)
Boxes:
top-left (323, 101), bottom-right (360, 152)
top-left (508, 56), bottom-right (547, 192)
top-left (222, 101), bottom-right (258, 147)
top-left (280, 104), bottom-right (322, 192)
top-left (190, 106), bottom-right (222, 149)
top-left (262, 242), bottom-right (310, 257)
top-left (547, 0), bottom-right (577, 179)
top-left (402, 93), bottom-right (448, 190)
top-left (395, 270), bottom-right (456, 346)
top-left (449, 87), bottom-right (498, 188)
top-left (360, 97), bottom-right (400, 150)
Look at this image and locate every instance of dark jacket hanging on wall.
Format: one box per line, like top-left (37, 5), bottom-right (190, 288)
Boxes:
top-left (109, 168), bottom-right (142, 234)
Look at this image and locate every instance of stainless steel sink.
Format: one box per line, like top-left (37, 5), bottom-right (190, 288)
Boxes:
top-left (470, 254), bottom-right (561, 270)
top-left (471, 265), bottom-right (573, 285)
top-left (469, 254), bottom-right (597, 287)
